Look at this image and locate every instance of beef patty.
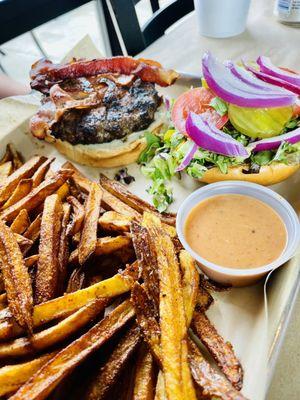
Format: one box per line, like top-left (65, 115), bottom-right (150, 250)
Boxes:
top-left (51, 77), bottom-right (161, 145)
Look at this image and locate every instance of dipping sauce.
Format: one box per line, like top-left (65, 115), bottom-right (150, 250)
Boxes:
top-left (184, 194), bottom-right (287, 269)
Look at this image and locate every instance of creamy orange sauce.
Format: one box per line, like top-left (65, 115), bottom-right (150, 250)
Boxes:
top-left (184, 194), bottom-right (287, 269)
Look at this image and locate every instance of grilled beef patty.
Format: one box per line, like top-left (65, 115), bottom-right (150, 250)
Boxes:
top-left (51, 78), bottom-right (161, 145)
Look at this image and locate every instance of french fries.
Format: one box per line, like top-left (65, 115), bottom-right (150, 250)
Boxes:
top-left (192, 310), bottom-right (243, 390)
top-left (66, 195), bottom-right (85, 236)
top-left (78, 182), bottom-right (102, 265)
top-left (31, 158), bottom-right (54, 188)
top-left (0, 219), bottom-right (33, 333)
top-left (10, 209), bottom-right (30, 234)
top-left (1, 169), bottom-right (73, 222)
top-left (0, 300), bottom-right (106, 359)
top-left (0, 149), bottom-right (246, 400)
top-left (2, 178), bottom-right (33, 209)
top-left (7, 143), bottom-right (24, 170)
top-left (100, 174), bottom-right (176, 226)
top-left (0, 352), bottom-right (56, 396)
top-left (10, 300), bottom-right (135, 400)
top-left (99, 211), bottom-right (133, 233)
top-left (142, 212), bottom-right (196, 400)
top-left (133, 346), bottom-right (157, 400)
top-left (84, 324), bottom-right (141, 400)
top-left (35, 194), bottom-right (63, 303)
top-left (179, 250), bottom-right (199, 326)
top-left (131, 221), bottom-right (159, 306)
top-left (69, 236), bottom-right (132, 265)
top-left (57, 203), bottom-right (71, 294)
top-left (188, 339), bottom-right (245, 400)
top-left (0, 156), bottom-right (46, 203)
top-left (0, 268), bottom-right (134, 340)
top-left (0, 161), bottom-right (13, 179)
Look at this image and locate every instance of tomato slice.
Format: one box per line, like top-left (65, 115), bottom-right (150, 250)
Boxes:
top-left (171, 87), bottom-right (228, 134)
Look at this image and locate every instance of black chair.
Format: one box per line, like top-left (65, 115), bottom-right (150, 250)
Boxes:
top-left (103, 0), bottom-right (194, 56)
top-left (0, 0), bottom-right (91, 45)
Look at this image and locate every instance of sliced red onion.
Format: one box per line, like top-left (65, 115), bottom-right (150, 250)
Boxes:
top-left (251, 127), bottom-right (300, 152)
top-left (175, 142), bottom-right (198, 172)
top-left (202, 52), bottom-right (297, 108)
top-left (225, 61), bottom-right (285, 92)
top-left (257, 56), bottom-right (300, 87)
top-left (185, 112), bottom-right (248, 157)
top-left (246, 65), bottom-right (300, 95)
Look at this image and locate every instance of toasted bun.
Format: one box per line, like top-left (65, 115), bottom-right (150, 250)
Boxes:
top-left (199, 163), bottom-right (300, 185)
top-left (45, 104), bottom-right (168, 168)
top-left (51, 136), bottom-right (147, 168)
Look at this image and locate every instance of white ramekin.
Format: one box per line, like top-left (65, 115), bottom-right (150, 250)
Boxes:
top-left (176, 181), bottom-right (300, 287)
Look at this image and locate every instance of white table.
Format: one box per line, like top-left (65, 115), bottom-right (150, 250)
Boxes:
top-left (139, 1), bottom-right (300, 398)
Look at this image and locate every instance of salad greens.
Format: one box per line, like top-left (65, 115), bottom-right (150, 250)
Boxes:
top-left (139, 99), bottom-right (300, 212)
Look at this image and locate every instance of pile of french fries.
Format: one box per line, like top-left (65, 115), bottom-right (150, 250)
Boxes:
top-left (0, 145), bottom-right (246, 400)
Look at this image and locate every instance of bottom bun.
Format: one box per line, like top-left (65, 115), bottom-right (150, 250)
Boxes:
top-left (53, 137), bottom-right (147, 168)
top-left (199, 163), bottom-right (300, 186)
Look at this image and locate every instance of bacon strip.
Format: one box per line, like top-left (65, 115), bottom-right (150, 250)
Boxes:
top-left (30, 57), bottom-right (179, 92)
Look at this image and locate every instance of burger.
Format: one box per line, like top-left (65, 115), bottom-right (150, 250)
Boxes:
top-left (140, 52), bottom-right (300, 211)
top-left (29, 56), bottom-right (179, 168)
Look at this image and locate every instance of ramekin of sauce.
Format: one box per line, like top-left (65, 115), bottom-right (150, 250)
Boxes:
top-left (176, 181), bottom-right (300, 286)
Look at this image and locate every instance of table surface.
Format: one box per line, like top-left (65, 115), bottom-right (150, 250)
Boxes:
top-left (139, 1), bottom-right (300, 399)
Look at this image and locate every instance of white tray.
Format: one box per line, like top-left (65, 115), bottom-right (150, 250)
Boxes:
top-left (0, 73), bottom-right (299, 400)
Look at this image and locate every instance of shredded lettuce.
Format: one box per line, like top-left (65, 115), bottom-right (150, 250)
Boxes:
top-left (209, 97), bottom-right (228, 116)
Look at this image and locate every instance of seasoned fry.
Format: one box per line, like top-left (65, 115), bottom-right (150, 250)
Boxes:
top-left (132, 285), bottom-right (244, 400)
top-left (192, 310), bottom-right (243, 390)
top-left (131, 221), bottom-right (159, 307)
top-left (1, 169), bottom-right (73, 222)
top-left (0, 161), bottom-right (13, 179)
top-left (7, 144), bottom-right (24, 170)
top-left (0, 219), bottom-right (33, 333)
top-left (197, 276), bottom-right (214, 311)
top-left (0, 146), bottom-right (12, 165)
top-left (31, 158), bottom-right (54, 188)
top-left (66, 195), bottom-right (85, 236)
top-left (154, 371), bottom-right (166, 400)
top-left (62, 161), bottom-right (92, 193)
top-left (25, 254), bottom-right (39, 268)
top-left (69, 236), bottom-right (132, 265)
top-left (10, 209), bottom-right (30, 234)
top-left (0, 300), bottom-right (106, 358)
top-left (78, 182), bottom-right (102, 265)
top-left (35, 194), bottom-right (63, 303)
top-left (133, 345), bottom-right (156, 400)
top-left (102, 188), bottom-right (141, 219)
top-left (10, 300), bottom-right (135, 400)
top-left (179, 250), bottom-right (199, 326)
top-left (15, 233), bottom-right (33, 248)
top-left (0, 156), bottom-right (46, 203)
top-left (99, 211), bottom-right (132, 233)
top-left (62, 162), bottom-right (141, 219)
top-left (131, 283), bottom-right (161, 363)
top-left (0, 352), bottom-right (56, 396)
top-left (66, 267), bottom-right (86, 293)
top-left (84, 324), bottom-right (141, 400)
top-left (23, 213), bottom-right (42, 242)
top-left (56, 182), bottom-right (69, 201)
top-left (57, 203), bottom-right (71, 295)
top-left (188, 339), bottom-right (246, 400)
top-left (100, 174), bottom-right (176, 226)
top-left (0, 268), bottom-right (134, 340)
top-left (142, 212), bottom-right (195, 400)
top-left (2, 178), bottom-right (33, 209)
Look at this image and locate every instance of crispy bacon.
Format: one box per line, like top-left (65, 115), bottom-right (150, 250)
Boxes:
top-left (30, 56), bottom-right (179, 93)
top-left (30, 83), bottom-right (106, 139)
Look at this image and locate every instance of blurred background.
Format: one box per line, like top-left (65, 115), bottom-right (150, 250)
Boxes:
top-left (0, 0), bottom-right (179, 84)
